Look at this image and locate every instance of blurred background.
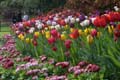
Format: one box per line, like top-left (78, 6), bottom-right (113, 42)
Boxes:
top-left (0, 0), bottom-right (120, 31)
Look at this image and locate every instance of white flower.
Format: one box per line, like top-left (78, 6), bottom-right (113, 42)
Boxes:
top-left (76, 18), bottom-right (80, 22)
top-left (64, 18), bottom-right (69, 23)
top-left (16, 31), bottom-right (20, 34)
top-left (18, 23), bottom-right (23, 27)
top-left (51, 26), bottom-right (55, 29)
top-left (53, 17), bottom-right (58, 21)
top-left (114, 6), bottom-right (119, 11)
top-left (90, 17), bottom-right (96, 24)
top-left (55, 24), bottom-right (60, 30)
top-left (46, 20), bottom-right (52, 25)
top-left (37, 23), bottom-right (43, 29)
top-left (80, 19), bottom-right (90, 27)
top-left (70, 18), bottom-right (75, 24)
top-left (52, 21), bottom-right (57, 26)
top-left (85, 16), bottom-right (88, 19)
top-left (68, 16), bottom-right (72, 19)
top-left (29, 27), bottom-right (35, 33)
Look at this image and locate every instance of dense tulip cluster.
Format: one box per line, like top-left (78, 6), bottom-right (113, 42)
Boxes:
top-left (1, 8), bottom-right (120, 79)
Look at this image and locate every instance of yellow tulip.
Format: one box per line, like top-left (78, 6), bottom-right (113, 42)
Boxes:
top-left (25, 38), bottom-right (30, 43)
top-left (84, 28), bottom-right (89, 35)
top-left (108, 26), bottom-right (112, 34)
top-left (18, 34), bottom-right (24, 40)
top-left (87, 35), bottom-right (93, 44)
top-left (45, 31), bottom-right (50, 35)
top-left (41, 30), bottom-right (45, 35)
top-left (97, 32), bottom-right (102, 38)
top-left (61, 34), bottom-right (66, 40)
top-left (111, 26), bottom-right (114, 31)
top-left (64, 25), bottom-right (69, 29)
top-left (78, 29), bottom-right (83, 36)
top-left (20, 36), bottom-right (24, 40)
top-left (45, 31), bottom-right (51, 39)
top-left (70, 28), bottom-right (75, 33)
top-left (34, 31), bottom-right (40, 37)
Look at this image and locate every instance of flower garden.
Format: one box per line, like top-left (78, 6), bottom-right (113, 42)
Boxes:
top-left (0, 9), bottom-right (120, 80)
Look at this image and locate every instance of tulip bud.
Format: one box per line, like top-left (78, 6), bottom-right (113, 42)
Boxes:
top-left (61, 34), bottom-right (66, 41)
top-left (87, 35), bottom-right (93, 44)
top-left (25, 38), bottom-right (30, 43)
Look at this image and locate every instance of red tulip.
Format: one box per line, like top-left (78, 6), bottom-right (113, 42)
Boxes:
top-left (69, 29), bottom-right (79, 39)
top-left (23, 21), bottom-right (31, 27)
top-left (90, 29), bottom-right (97, 37)
top-left (64, 40), bottom-right (72, 49)
top-left (50, 29), bottom-right (59, 38)
top-left (52, 46), bottom-right (57, 51)
top-left (32, 39), bottom-right (38, 46)
top-left (48, 37), bottom-right (56, 44)
top-left (93, 16), bottom-right (107, 28)
top-left (114, 24), bottom-right (120, 39)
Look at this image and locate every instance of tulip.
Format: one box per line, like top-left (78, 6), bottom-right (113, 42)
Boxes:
top-left (90, 29), bottom-right (97, 37)
top-left (52, 46), bottom-right (57, 51)
top-left (34, 31), bottom-right (40, 38)
top-left (65, 40), bottom-right (72, 49)
top-left (76, 18), bottom-right (80, 22)
top-left (97, 32), bottom-right (102, 38)
top-left (61, 34), bottom-right (66, 40)
top-left (32, 39), bottom-right (38, 46)
top-left (64, 25), bottom-right (69, 29)
top-left (50, 29), bottom-right (58, 38)
top-left (84, 28), bottom-right (89, 35)
top-left (78, 29), bottom-right (83, 36)
top-left (70, 17), bottom-right (75, 24)
top-left (93, 16), bottom-right (107, 28)
top-left (37, 23), bottom-right (43, 29)
top-left (114, 6), bottom-right (119, 11)
top-left (80, 19), bottom-right (90, 27)
top-left (25, 38), bottom-right (30, 43)
top-left (48, 37), bottom-right (56, 44)
top-left (114, 24), bottom-right (120, 38)
top-left (70, 29), bottom-right (79, 39)
top-left (87, 35), bottom-right (93, 44)
top-left (108, 26), bottom-right (113, 34)
top-left (45, 31), bottom-right (51, 39)
top-left (18, 34), bottom-right (24, 40)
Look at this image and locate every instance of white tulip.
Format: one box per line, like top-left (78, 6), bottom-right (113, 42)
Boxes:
top-left (64, 18), bottom-right (69, 23)
top-left (114, 6), bottom-right (119, 11)
top-left (80, 19), bottom-right (90, 27)
top-left (37, 24), bottom-right (43, 29)
top-left (70, 17), bottom-right (75, 24)
top-left (29, 27), bottom-right (35, 33)
top-left (46, 20), bottom-right (52, 25)
top-left (55, 24), bottom-right (60, 30)
top-left (52, 21), bottom-right (57, 26)
top-left (90, 17), bottom-right (96, 24)
top-left (76, 18), bottom-right (80, 22)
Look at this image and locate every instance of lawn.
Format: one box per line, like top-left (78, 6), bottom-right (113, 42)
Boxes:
top-left (0, 26), bottom-right (10, 46)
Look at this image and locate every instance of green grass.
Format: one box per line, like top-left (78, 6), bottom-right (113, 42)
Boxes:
top-left (0, 26), bottom-right (11, 46)
top-left (0, 26), bottom-right (11, 38)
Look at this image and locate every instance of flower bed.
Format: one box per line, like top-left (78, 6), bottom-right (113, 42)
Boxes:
top-left (0, 9), bottom-right (120, 79)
